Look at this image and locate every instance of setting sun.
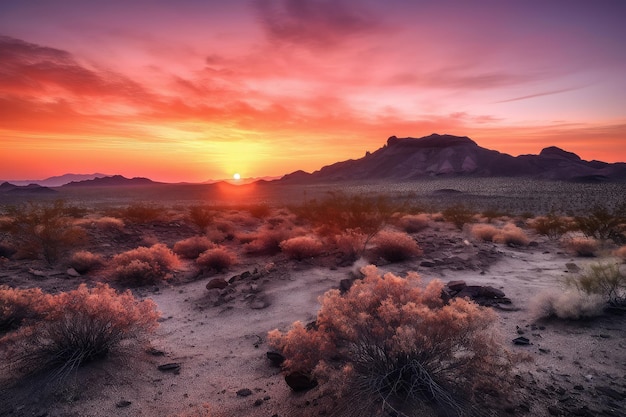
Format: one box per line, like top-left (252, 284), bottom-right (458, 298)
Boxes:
top-left (233, 173), bottom-right (241, 181)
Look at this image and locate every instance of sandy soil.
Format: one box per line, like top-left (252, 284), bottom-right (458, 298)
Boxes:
top-left (1, 221), bottom-right (624, 417)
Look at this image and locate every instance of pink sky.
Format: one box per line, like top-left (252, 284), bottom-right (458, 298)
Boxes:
top-left (1, 0), bottom-right (625, 182)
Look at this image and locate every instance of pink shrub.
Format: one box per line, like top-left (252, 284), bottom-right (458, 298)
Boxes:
top-left (173, 236), bottom-right (215, 259)
top-left (492, 224), bottom-right (530, 246)
top-left (563, 236), bottom-right (599, 257)
top-left (111, 244), bottom-right (181, 286)
top-left (397, 214), bottom-right (430, 233)
top-left (334, 229), bottom-right (367, 260)
top-left (244, 225), bottom-right (302, 255)
top-left (470, 224), bottom-right (500, 242)
top-left (0, 286), bottom-right (51, 333)
top-left (371, 230), bottom-right (422, 262)
top-left (196, 246), bottom-right (238, 272)
top-left (269, 266), bottom-right (513, 415)
top-left (69, 250), bottom-right (105, 274)
top-left (280, 236), bottom-right (324, 260)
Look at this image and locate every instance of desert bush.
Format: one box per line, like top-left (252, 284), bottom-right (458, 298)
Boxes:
top-left (334, 229), bottom-right (367, 261)
top-left (269, 266), bottom-right (514, 417)
top-left (0, 286), bottom-right (51, 334)
top-left (442, 204), bottom-right (474, 230)
top-left (492, 224), bottom-right (530, 246)
top-left (69, 251), bottom-right (105, 274)
top-left (481, 208), bottom-right (508, 223)
top-left (173, 236), bottom-right (215, 259)
top-left (470, 224), bottom-right (500, 242)
top-left (371, 230), bottom-right (422, 262)
top-left (244, 225), bottom-right (303, 255)
top-left (118, 203), bottom-right (164, 224)
top-left (280, 236), bottom-right (324, 260)
top-left (196, 246), bottom-right (237, 272)
top-left (563, 236), bottom-right (599, 257)
top-left (188, 205), bottom-right (214, 230)
top-left (397, 213), bottom-right (430, 233)
top-left (529, 289), bottom-right (605, 320)
top-left (574, 204), bottom-right (626, 244)
top-left (529, 213), bottom-right (571, 240)
top-left (565, 263), bottom-right (626, 307)
top-left (93, 216), bottom-right (125, 231)
top-left (111, 244), bottom-right (180, 286)
top-left (246, 204), bottom-right (272, 219)
top-left (0, 200), bottom-right (87, 264)
top-left (0, 283), bottom-right (159, 382)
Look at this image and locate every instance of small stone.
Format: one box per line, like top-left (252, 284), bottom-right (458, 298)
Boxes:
top-left (236, 388), bottom-right (253, 397)
top-left (253, 399), bottom-right (263, 406)
top-left (512, 336), bottom-right (531, 345)
top-left (206, 278), bottom-right (229, 290)
top-left (157, 363), bottom-right (181, 374)
top-left (116, 400), bottom-right (132, 408)
top-left (266, 351), bottom-right (285, 367)
top-left (420, 260), bottom-right (436, 267)
top-left (285, 371), bottom-right (318, 392)
top-left (447, 280), bottom-right (467, 291)
top-left (66, 268), bottom-right (81, 277)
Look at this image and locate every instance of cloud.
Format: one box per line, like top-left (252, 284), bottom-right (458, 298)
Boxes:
top-left (496, 87), bottom-right (581, 103)
top-left (253, 0), bottom-right (379, 48)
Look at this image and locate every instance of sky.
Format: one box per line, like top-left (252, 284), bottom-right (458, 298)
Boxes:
top-left (1, 0), bottom-right (625, 183)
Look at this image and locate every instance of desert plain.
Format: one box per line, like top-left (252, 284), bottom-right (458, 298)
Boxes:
top-left (0, 178), bottom-right (625, 417)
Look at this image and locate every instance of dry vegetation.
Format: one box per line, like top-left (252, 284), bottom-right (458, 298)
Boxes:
top-left (0, 186), bottom-right (625, 416)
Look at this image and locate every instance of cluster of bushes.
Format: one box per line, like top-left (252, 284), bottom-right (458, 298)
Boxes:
top-left (470, 223), bottom-right (530, 246)
top-left (269, 266), bottom-right (514, 416)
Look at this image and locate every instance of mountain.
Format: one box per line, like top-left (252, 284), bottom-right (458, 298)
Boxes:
top-left (280, 134), bottom-right (626, 183)
top-left (3, 173), bottom-right (108, 187)
top-left (63, 175), bottom-right (161, 187)
top-left (0, 182), bottom-right (57, 195)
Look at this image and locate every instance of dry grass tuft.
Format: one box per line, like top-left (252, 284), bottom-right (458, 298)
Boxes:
top-left (196, 246), bottom-right (238, 272)
top-left (173, 236), bottom-right (215, 259)
top-left (280, 236), bottom-right (325, 260)
top-left (529, 289), bottom-right (604, 320)
top-left (111, 244), bottom-right (181, 286)
top-left (69, 251), bottom-right (105, 274)
top-left (371, 230), bottom-right (422, 262)
top-left (562, 236), bottom-right (599, 257)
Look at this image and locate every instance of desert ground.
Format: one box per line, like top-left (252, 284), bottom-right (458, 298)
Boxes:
top-left (0, 179), bottom-right (625, 417)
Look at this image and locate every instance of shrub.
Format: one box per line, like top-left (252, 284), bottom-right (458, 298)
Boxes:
top-left (397, 214), bottom-right (430, 233)
top-left (280, 236), bottom-right (324, 260)
top-left (529, 213), bottom-right (571, 240)
top-left (188, 205), bottom-right (214, 230)
top-left (492, 224), bottom-right (530, 246)
top-left (529, 290), bottom-right (604, 320)
top-left (269, 266), bottom-right (514, 417)
top-left (442, 204), bottom-right (475, 230)
top-left (0, 201), bottom-right (87, 264)
top-left (565, 263), bottom-right (626, 307)
top-left (371, 230), bottom-right (422, 262)
top-left (334, 229), bottom-right (367, 261)
top-left (470, 224), bottom-right (500, 242)
top-left (93, 216), bottom-right (125, 231)
top-left (196, 247), bottom-right (237, 272)
top-left (111, 244), bottom-right (180, 286)
top-left (0, 283), bottom-right (159, 382)
top-left (173, 236), bottom-right (215, 259)
top-left (0, 286), bottom-right (51, 334)
top-left (615, 245), bottom-right (626, 261)
top-left (118, 203), bottom-right (164, 224)
top-left (563, 236), bottom-right (599, 257)
top-left (69, 251), bottom-right (105, 274)
top-left (574, 204), bottom-right (626, 244)
top-left (244, 225), bottom-right (302, 255)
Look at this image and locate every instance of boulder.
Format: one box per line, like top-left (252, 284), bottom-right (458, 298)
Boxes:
top-left (447, 280), bottom-right (467, 292)
top-left (285, 371), bottom-right (318, 392)
top-left (206, 278), bottom-right (229, 290)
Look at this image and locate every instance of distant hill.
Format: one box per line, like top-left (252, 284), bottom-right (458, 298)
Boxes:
top-left (281, 134), bottom-right (626, 183)
top-left (63, 175), bottom-right (161, 187)
top-left (3, 173), bottom-right (108, 187)
top-left (0, 182), bottom-right (57, 195)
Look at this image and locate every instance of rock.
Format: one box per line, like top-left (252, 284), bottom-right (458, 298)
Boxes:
top-left (116, 400), bottom-right (132, 408)
top-left (266, 351), bottom-right (285, 367)
top-left (236, 388), bottom-right (253, 397)
top-left (339, 278), bottom-right (355, 293)
top-left (66, 268), bottom-right (81, 277)
top-left (547, 405), bottom-right (561, 415)
top-left (28, 268), bottom-right (46, 277)
top-left (253, 398), bottom-right (263, 406)
top-left (512, 336), bottom-right (531, 345)
top-left (206, 278), bottom-right (229, 290)
top-left (480, 286), bottom-right (505, 298)
top-left (285, 371), bottom-right (318, 392)
top-left (566, 263), bottom-right (580, 273)
top-left (248, 295), bottom-right (270, 309)
top-left (157, 363), bottom-right (181, 374)
top-left (447, 280), bottom-right (467, 291)
top-left (420, 260), bottom-right (436, 267)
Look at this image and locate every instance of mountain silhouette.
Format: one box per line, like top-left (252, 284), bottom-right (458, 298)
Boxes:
top-left (63, 175), bottom-right (161, 187)
top-left (281, 134), bottom-right (626, 183)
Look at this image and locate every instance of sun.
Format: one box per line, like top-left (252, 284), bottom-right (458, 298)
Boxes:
top-left (233, 173), bottom-right (241, 180)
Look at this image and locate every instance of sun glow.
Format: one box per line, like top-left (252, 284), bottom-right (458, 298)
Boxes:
top-left (233, 173), bottom-right (241, 180)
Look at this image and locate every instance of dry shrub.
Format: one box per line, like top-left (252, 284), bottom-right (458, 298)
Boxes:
top-left (111, 244), bottom-right (181, 286)
top-left (0, 286), bottom-right (51, 334)
top-left (187, 205), bottom-right (214, 230)
top-left (615, 245), bottom-right (626, 261)
top-left (574, 204), bottom-right (626, 244)
top-left (371, 230), bottom-right (422, 262)
top-left (280, 236), bottom-right (324, 260)
top-left (269, 266), bottom-right (514, 417)
top-left (470, 224), bottom-right (500, 242)
top-left (0, 283), bottom-right (159, 382)
top-left (244, 225), bottom-right (302, 255)
top-left (0, 201), bottom-right (87, 264)
top-left (566, 263), bottom-right (626, 306)
top-left (563, 236), bottom-right (599, 257)
top-left (529, 290), bottom-right (604, 320)
top-left (492, 224), bottom-right (530, 246)
top-left (442, 204), bottom-right (474, 230)
top-left (529, 213), bottom-right (571, 240)
top-left (397, 214), bottom-right (430, 233)
top-left (118, 203), bottom-right (164, 224)
top-left (173, 236), bottom-right (215, 259)
top-left (196, 246), bottom-right (237, 272)
top-left (69, 250), bottom-right (105, 274)
top-left (334, 229), bottom-right (367, 261)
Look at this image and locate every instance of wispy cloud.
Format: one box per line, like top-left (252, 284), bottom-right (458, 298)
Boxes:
top-left (496, 87), bottom-right (581, 103)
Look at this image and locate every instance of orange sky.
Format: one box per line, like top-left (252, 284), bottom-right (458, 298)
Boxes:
top-left (1, 0), bottom-right (625, 183)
